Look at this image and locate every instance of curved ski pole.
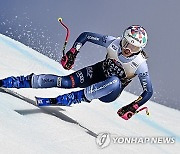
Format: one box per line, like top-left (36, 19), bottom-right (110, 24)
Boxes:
top-left (135, 106), bottom-right (150, 116)
top-left (58, 18), bottom-right (70, 56)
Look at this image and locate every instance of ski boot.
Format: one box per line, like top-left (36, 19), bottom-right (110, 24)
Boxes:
top-left (36, 90), bottom-right (90, 106)
top-left (0, 80), bottom-right (3, 87)
top-left (35, 97), bottom-right (57, 106)
top-left (0, 74), bottom-right (33, 88)
top-left (117, 101), bottom-right (139, 120)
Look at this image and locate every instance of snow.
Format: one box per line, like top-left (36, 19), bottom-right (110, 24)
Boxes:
top-left (0, 34), bottom-right (179, 154)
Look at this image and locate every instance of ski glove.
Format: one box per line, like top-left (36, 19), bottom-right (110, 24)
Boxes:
top-left (61, 48), bottom-right (79, 70)
top-left (117, 101), bottom-right (149, 120)
top-left (117, 101), bottom-right (139, 120)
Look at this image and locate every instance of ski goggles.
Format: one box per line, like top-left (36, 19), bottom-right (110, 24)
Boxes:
top-left (121, 38), bottom-right (140, 54)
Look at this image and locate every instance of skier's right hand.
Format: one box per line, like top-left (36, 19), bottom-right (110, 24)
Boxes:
top-left (61, 48), bottom-right (79, 70)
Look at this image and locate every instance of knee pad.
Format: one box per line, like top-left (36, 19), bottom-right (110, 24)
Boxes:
top-left (60, 76), bottom-right (74, 88)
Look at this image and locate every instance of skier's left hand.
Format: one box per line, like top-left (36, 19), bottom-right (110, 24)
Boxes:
top-left (117, 101), bottom-right (139, 120)
top-left (61, 48), bottom-right (79, 70)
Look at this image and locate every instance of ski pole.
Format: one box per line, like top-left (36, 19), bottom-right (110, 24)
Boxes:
top-left (135, 106), bottom-right (150, 116)
top-left (58, 18), bottom-right (70, 56)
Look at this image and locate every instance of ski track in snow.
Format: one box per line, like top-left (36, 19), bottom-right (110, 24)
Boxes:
top-left (0, 34), bottom-right (180, 154)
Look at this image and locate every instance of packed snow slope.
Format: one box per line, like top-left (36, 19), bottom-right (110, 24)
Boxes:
top-left (0, 34), bottom-right (179, 154)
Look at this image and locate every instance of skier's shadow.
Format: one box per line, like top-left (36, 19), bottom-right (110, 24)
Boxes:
top-left (15, 107), bottom-right (98, 138)
top-left (0, 88), bottom-right (97, 138)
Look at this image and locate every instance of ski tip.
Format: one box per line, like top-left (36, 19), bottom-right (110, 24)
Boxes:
top-left (58, 18), bottom-right (63, 22)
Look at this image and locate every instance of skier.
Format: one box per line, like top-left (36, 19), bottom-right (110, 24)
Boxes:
top-left (0, 25), bottom-right (153, 120)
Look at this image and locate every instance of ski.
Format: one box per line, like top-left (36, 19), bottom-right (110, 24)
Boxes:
top-left (0, 87), bottom-right (60, 107)
top-left (0, 87), bottom-right (98, 138)
top-left (0, 87), bottom-right (37, 106)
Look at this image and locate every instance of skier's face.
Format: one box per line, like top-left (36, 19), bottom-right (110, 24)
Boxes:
top-left (122, 48), bottom-right (133, 57)
top-left (121, 38), bottom-right (140, 57)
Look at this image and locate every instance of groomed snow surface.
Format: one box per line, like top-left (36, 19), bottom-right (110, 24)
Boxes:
top-left (0, 34), bottom-right (179, 154)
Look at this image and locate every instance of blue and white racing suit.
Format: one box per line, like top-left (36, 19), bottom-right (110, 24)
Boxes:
top-left (31, 32), bottom-right (153, 106)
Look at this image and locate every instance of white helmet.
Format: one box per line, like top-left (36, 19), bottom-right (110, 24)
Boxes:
top-left (123, 25), bottom-right (148, 50)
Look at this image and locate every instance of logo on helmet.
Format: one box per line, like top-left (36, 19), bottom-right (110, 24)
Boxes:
top-left (127, 33), bottom-right (142, 43)
top-left (127, 26), bottom-right (147, 45)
